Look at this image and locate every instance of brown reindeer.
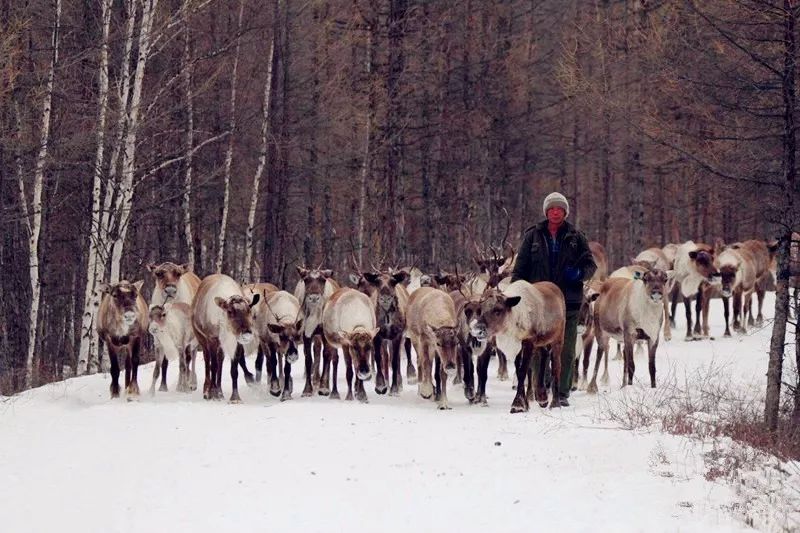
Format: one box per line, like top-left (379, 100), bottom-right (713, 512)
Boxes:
top-left (294, 267), bottom-right (340, 396)
top-left (405, 287), bottom-right (460, 409)
top-left (469, 281), bottom-right (566, 412)
top-left (322, 288), bottom-right (379, 402)
top-left (349, 262), bottom-right (410, 396)
top-left (731, 240), bottom-right (779, 326)
top-left (588, 269), bottom-right (670, 392)
top-left (148, 261), bottom-right (202, 388)
top-left (671, 241), bottom-right (720, 340)
top-left (147, 302), bottom-right (196, 394)
top-left (252, 289), bottom-right (303, 401)
top-left (97, 280), bottom-right (149, 399)
top-left (450, 288), bottom-right (489, 405)
top-left (713, 246), bottom-right (758, 336)
top-left (192, 274), bottom-right (260, 402)
top-left (243, 282), bottom-right (279, 385)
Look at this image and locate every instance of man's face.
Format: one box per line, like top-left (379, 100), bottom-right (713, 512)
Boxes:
top-left (547, 206), bottom-right (566, 225)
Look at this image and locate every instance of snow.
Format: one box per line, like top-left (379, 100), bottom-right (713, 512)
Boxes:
top-left (1, 293), bottom-right (798, 532)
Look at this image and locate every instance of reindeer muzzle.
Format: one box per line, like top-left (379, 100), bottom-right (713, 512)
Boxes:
top-left (650, 292), bottom-right (663, 303)
top-left (165, 285), bottom-right (177, 297)
top-left (357, 365), bottom-right (372, 381)
top-left (306, 294), bottom-right (322, 305)
top-left (420, 275), bottom-right (432, 286)
top-left (709, 274), bottom-right (722, 286)
top-left (286, 347), bottom-right (299, 364)
top-left (123, 311), bottom-right (137, 325)
top-left (577, 324), bottom-right (587, 335)
top-left (469, 320), bottom-right (488, 342)
top-left (238, 332), bottom-right (254, 345)
top-left (721, 289), bottom-right (732, 298)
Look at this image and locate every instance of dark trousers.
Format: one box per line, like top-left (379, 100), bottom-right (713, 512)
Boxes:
top-left (531, 308), bottom-right (579, 398)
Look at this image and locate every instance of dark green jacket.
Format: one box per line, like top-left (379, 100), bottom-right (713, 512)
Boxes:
top-left (511, 220), bottom-right (597, 310)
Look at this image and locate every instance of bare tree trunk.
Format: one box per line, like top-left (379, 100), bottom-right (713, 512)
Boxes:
top-left (243, 24), bottom-right (276, 280)
top-left (181, 0), bottom-right (196, 272)
top-left (765, 0), bottom-right (797, 432)
top-left (357, 25), bottom-right (374, 266)
top-left (20, 0), bottom-right (60, 388)
top-left (109, 0), bottom-right (159, 284)
top-left (77, 0), bottom-right (112, 376)
top-left (216, 0), bottom-right (244, 273)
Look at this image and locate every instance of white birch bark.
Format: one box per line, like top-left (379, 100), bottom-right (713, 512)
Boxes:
top-left (216, 0), bottom-right (245, 273)
top-left (77, 0), bottom-right (113, 376)
top-left (181, 0), bottom-right (196, 272)
top-left (21, 0), bottom-right (61, 387)
top-left (243, 33), bottom-right (276, 281)
top-left (109, 0), bottom-right (159, 284)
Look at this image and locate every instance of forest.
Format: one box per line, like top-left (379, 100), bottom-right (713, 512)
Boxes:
top-left (1, 0), bottom-right (798, 423)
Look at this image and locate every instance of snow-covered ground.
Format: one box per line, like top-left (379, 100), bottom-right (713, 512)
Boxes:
top-left (1, 293), bottom-right (798, 532)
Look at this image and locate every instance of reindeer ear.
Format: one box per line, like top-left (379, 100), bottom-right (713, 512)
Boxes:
top-left (320, 269), bottom-right (333, 278)
top-left (504, 296), bottom-right (521, 308)
top-left (249, 293), bottom-right (260, 308)
top-left (369, 327), bottom-right (380, 338)
top-left (464, 308), bottom-right (474, 321)
top-left (665, 269), bottom-right (675, 281)
top-left (215, 297), bottom-right (228, 310)
top-left (296, 266), bottom-right (309, 278)
top-left (146, 263), bottom-right (157, 273)
top-left (178, 263), bottom-right (190, 274)
top-left (590, 293), bottom-right (601, 303)
top-left (96, 282), bottom-right (111, 294)
top-left (337, 331), bottom-right (351, 346)
top-left (767, 240), bottom-right (779, 253)
top-left (295, 319), bottom-right (303, 332)
top-left (688, 250), bottom-right (699, 260)
top-left (268, 323), bottom-right (283, 334)
top-left (434, 274), bottom-right (449, 285)
top-left (495, 257), bottom-right (506, 268)
top-left (364, 272), bottom-right (379, 284)
top-left (133, 280), bottom-right (144, 292)
top-left (392, 270), bottom-right (409, 284)
top-left (349, 273), bottom-right (361, 286)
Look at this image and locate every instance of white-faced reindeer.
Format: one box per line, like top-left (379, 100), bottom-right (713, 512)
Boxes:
top-left (671, 241), bottom-right (720, 340)
top-left (349, 258), bottom-right (410, 396)
top-left (469, 281), bottom-right (566, 412)
top-left (405, 287), bottom-right (460, 409)
top-left (147, 302), bottom-right (197, 394)
top-left (252, 289), bottom-right (304, 401)
top-left (97, 280), bottom-right (149, 399)
top-left (294, 267), bottom-right (339, 396)
top-left (587, 269), bottom-right (671, 393)
top-left (148, 261), bottom-right (202, 387)
top-left (243, 282), bottom-right (279, 385)
top-left (192, 274), bottom-right (260, 402)
top-left (715, 246), bottom-right (757, 336)
top-left (322, 287), bottom-right (379, 402)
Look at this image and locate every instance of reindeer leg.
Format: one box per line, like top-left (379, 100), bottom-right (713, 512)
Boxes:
top-left (255, 343), bottom-right (265, 383)
top-left (390, 336), bottom-right (402, 396)
top-left (663, 294), bottom-right (672, 341)
top-left (215, 350), bottom-right (225, 400)
top-left (648, 339), bottom-right (659, 388)
top-left (453, 347), bottom-right (463, 386)
top-left (189, 347), bottom-right (197, 391)
top-left (684, 298), bottom-right (693, 341)
top-left (405, 337), bottom-right (417, 385)
top-left (281, 359), bottom-right (293, 402)
top-left (461, 343), bottom-right (475, 402)
top-left (202, 343), bottom-right (213, 400)
top-left (587, 336), bottom-right (605, 394)
top-left (312, 336), bottom-right (323, 390)
top-left (150, 352), bottom-right (161, 396)
top-left (302, 339), bottom-right (315, 397)
top-left (510, 341), bottom-right (532, 413)
top-left (434, 356), bottom-right (442, 403)
top-left (329, 347), bottom-right (340, 400)
top-left (693, 290), bottom-right (703, 337)
top-left (756, 287), bottom-right (765, 326)
top-left (533, 348), bottom-right (549, 408)
top-left (159, 358), bottom-right (169, 392)
top-left (229, 346), bottom-right (243, 404)
top-left (579, 333), bottom-right (593, 390)
top-left (124, 347), bottom-right (132, 394)
top-left (723, 296), bottom-right (731, 337)
top-left (475, 345), bottom-right (491, 406)
top-left (129, 339), bottom-right (141, 399)
top-left (344, 347), bottom-right (354, 401)
top-left (267, 344), bottom-right (281, 397)
top-left (319, 344), bottom-right (332, 396)
top-left (733, 290), bottom-right (743, 332)
top-left (437, 356), bottom-right (451, 410)
top-left (237, 350), bottom-right (254, 385)
top-left (374, 336), bottom-right (387, 395)
top-left (613, 341), bottom-right (623, 361)
top-left (109, 348), bottom-right (121, 399)
top-left (496, 342), bottom-right (509, 381)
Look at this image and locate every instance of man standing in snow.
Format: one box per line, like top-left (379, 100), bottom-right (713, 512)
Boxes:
top-left (511, 192), bottom-right (596, 407)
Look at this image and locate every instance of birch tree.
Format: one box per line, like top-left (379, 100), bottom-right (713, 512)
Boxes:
top-left (243, 6), bottom-right (278, 280)
top-left (181, 0), bottom-right (196, 272)
top-left (217, 0), bottom-right (245, 273)
top-left (19, 0), bottom-right (61, 387)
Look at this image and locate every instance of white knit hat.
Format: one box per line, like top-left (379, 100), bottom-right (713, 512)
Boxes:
top-left (543, 192), bottom-right (570, 217)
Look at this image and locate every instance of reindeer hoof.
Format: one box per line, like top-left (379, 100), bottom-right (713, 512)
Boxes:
top-left (549, 399), bottom-right (561, 409)
top-left (345, 392), bottom-right (354, 401)
top-left (280, 391), bottom-right (292, 402)
top-left (302, 390), bottom-right (313, 398)
top-left (375, 384), bottom-right (388, 395)
top-left (329, 391), bottom-right (340, 400)
top-left (159, 383), bottom-right (168, 392)
top-left (437, 403), bottom-right (451, 410)
top-left (587, 384), bottom-right (598, 395)
top-left (229, 396), bottom-right (242, 404)
top-left (318, 386), bottom-right (330, 396)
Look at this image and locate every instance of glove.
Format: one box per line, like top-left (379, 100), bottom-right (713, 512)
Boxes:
top-left (564, 266), bottom-right (582, 282)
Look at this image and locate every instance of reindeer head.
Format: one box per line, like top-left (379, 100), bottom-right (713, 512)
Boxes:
top-left (468, 288), bottom-right (521, 342)
top-left (98, 280), bottom-right (144, 327)
top-left (428, 325), bottom-right (459, 376)
top-left (639, 269), bottom-right (670, 303)
top-left (717, 263), bottom-right (738, 298)
top-left (433, 271), bottom-right (467, 292)
top-left (297, 266), bottom-right (333, 308)
top-left (147, 262), bottom-right (190, 299)
top-left (148, 304), bottom-right (167, 335)
top-left (339, 327), bottom-right (380, 381)
top-left (688, 246), bottom-right (720, 284)
top-left (358, 269), bottom-right (408, 311)
top-left (577, 282), bottom-right (601, 335)
top-left (215, 293), bottom-right (260, 345)
top-left (267, 317), bottom-right (303, 364)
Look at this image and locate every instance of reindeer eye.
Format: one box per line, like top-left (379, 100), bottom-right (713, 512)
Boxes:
top-left (155, 271), bottom-right (164, 278)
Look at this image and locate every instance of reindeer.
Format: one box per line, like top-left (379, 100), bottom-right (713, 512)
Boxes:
top-left (147, 261), bottom-right (202, 388)
top-left (192, 274), bottom-right (260, 402)
top-left (243, 282), bottom-right (279, 384)
top-left (405, 287), bottom-right (460, 409)
top-left (730, 240), bottom-right (779, 326)
top-left (349, 258), bottom-right (410, 396)
top-left (587, 269), bottom-right (670, 392)
top-left (147, 302), bottom-right (197, 394)
top-left (294, 267), bottom-right (340, 396)
top-left (252, 289), bottom-right (303, 401)
top-left (449, 287), bottom-right (488, 405)
top-left (469, 281), bottom-right (566, 412)
top-left (714, 246), bottom-right (758, 337)
top-left (96, 280), bottom-right (149, 399)
top-left (671, 241), bottom-right (720, 340)
top-left (322, 288), bottom-right (379, 402)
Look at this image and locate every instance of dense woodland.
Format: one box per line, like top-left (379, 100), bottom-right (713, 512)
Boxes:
top-left (1, 0), bottom-right (798, 425)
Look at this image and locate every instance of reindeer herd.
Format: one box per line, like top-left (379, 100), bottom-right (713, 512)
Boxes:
top-left (94, 231), bottom-right (800, 414)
